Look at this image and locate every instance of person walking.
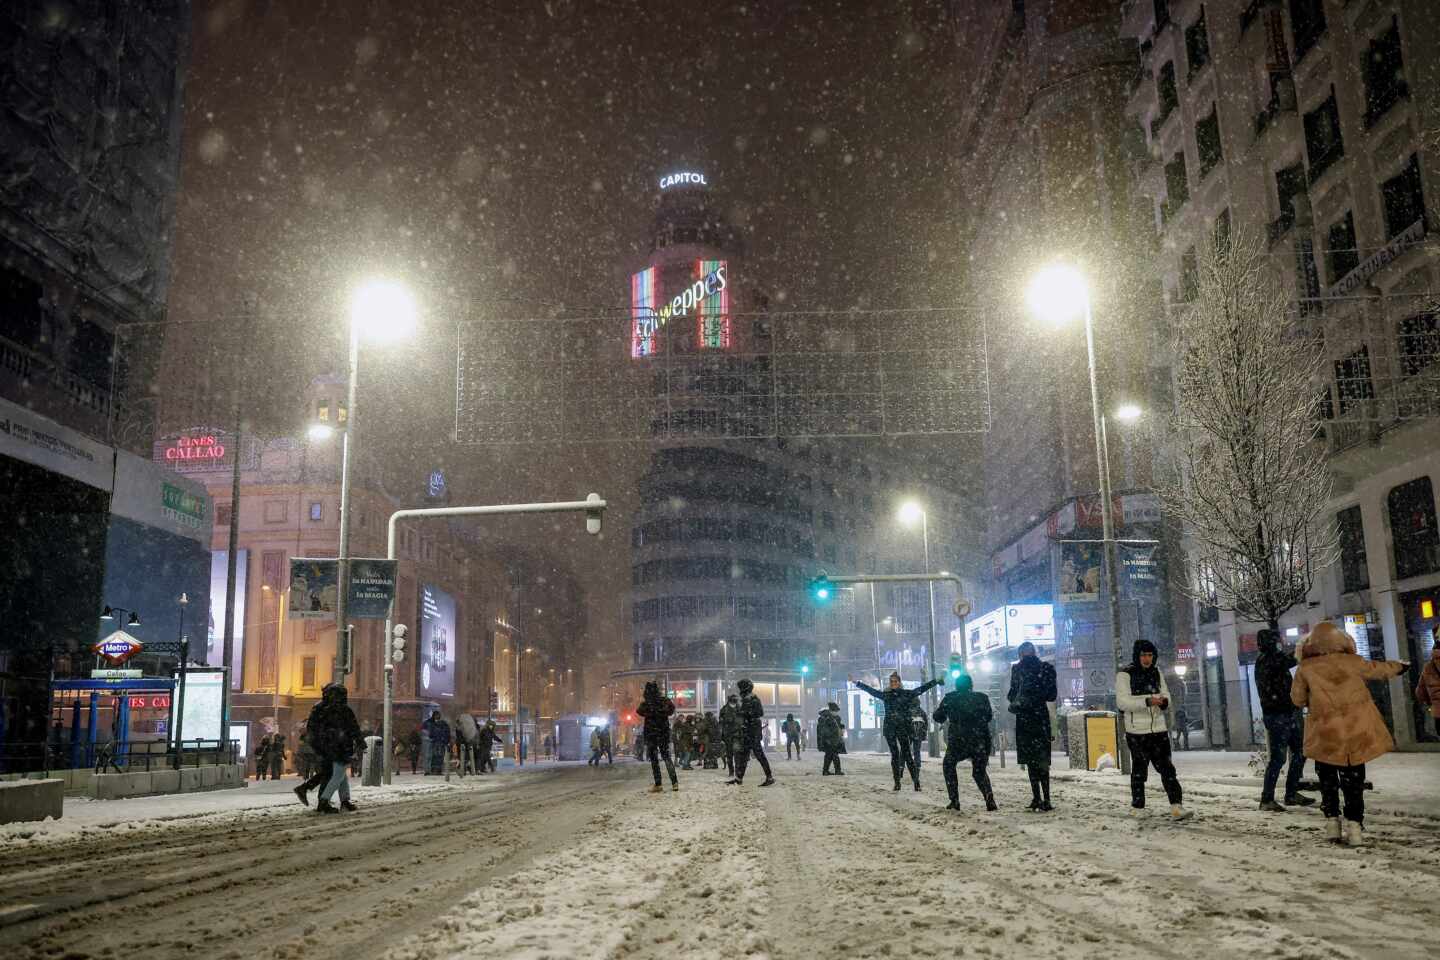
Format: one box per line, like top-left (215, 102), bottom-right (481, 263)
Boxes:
top-left (1116, 639), bottom-right (1191, 822)
top-left (933, 672), bottom-right (996, 811)
top-left (817, 701), bottom-right (846, 775)
top-left (1008, 642), bottom-right (1058, 812)
top-left (909, 704), bottom-right (928, 771)
top-left (599, 724), bottom-right (614, 765)
top-left (302, 683), bottom-right (363, 813)
top-left (588, 727), bottom-right (604, 766)
top-left (782, 713), bottom-right (802, 760)
top-left (1415, 640), bottom-right (1440, 738)
top-left (478, 719), bottom-right (502, 774)
top-left (677, 715), bottom-right (697, 770)
top-left (1255, 628), bottom-right (1314, 812)
top-left (268, 732), bottom-right (287, 780)
top-left (1172, 706), bottom-right (1190, 751)
top-left (698, 712), bottom-right (719, 768)
top-left (851, 671), bottom-right (942, 792)
top-left (422, 711), bottom-right (451, 775)
top-left (255, 733), bottom-right (272, 780)
top-left (637, 681), bottom-right (679, 793)
top-left (1291, 621), bottom-right (1409, 847)
top-left (729, 678), bottom-right (775, 787)
top-left (404, 729), bottom-right (421, 775)
top-left (718, 694), bottom-right (740, 777)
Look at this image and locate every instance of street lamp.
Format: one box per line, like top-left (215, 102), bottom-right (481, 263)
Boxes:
top-left (335, 278), bottom-right (416, 684)
top-left (1026, 265), bottom-right (1125, 701)
top-left (897, 500), bottom-right (938, 704)
top-left (100, 606), bottom-right (142, 627)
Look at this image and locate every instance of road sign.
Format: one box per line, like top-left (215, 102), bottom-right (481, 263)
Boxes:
top-left (92, 669), bottom-right (143, 679)
top-left (954, 599), bottom-right (972, 618)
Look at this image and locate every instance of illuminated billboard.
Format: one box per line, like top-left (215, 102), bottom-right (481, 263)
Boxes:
top-left (631, 259), bottom-right (730, 357)
top-left (209, 549), bottom-right (248, 690)
top-left (964, 604), bottom-right (1055, 658)
top-left (418, 583), bottom-right (456, 698)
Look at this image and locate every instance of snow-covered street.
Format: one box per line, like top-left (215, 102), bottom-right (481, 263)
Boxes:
top-left (2, 751), bottom-right (1434, 960)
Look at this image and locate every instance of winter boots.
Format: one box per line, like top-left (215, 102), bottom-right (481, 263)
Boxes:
top-left (1343, 820), bottom-right (1364, 847)
top-left (340, 800), bottom-right (358, 812)
top-left (648, 784), bottom-right (664, 793)
top-left (1259, 800), bottom-right (1287, 812)
top-left (293, 784), bottom-right (310, 807)
top-left (1169, 804), bottom-right (1193, 822)
top-left (760, 777), bottom-right (776, 787)
top-left (1284, 792), bottom-right (1316, 807)
top-left (1324, 817), bottom-right (1343, 842)
top-left (984, 791), bottom-right (999, 812)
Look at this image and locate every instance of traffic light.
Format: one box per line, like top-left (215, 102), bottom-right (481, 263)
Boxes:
top-left (800, 664), bottom-right (810, 676)
top-left (948, 653), bottom-right (964, 681)
top-left (808, 574), bottom-right (832, 604)
top-left (390, 623), bottom-right (408, 664)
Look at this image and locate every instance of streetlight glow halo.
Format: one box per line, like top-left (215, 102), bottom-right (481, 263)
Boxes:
top-left (350, 278), bottom-right (418, 342)
top-left (1114, 403), bottom-right (1144, 423)
top-left (897, 500), bottom-right (925, 527)
top-left (1026, 263), bottom-right (1088, 325)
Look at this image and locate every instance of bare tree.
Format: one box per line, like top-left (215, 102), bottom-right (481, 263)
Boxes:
top-left (1160, 230), bottom-right (1339, 631)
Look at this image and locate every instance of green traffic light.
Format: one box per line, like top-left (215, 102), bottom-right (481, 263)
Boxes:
top-left (801, 665), bottom-right (810, 674)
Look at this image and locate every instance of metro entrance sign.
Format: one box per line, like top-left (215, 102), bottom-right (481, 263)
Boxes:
top-left (93, 630), bottom-right (144, 665)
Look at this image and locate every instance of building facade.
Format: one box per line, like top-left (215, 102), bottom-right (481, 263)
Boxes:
top-left (1123, 0), bottom-right (1440, 748)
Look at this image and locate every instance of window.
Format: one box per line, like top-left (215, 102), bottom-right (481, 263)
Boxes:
top-left (308, 501), bottom-right (323, 522)
top-left (1157, 62), bottom-right (1179, 124)
top-left (1325, 212), bottom-right (1358, 285)
top-left (1273, 163), bottom-right (1306, 237)
top-left (1334, 345), bottom-right (1375, 415)
top-left (1381, 154), bottom-right (1425, 239)
top-left (263, 500), bottom-right (288, 523)
top-left (1213, 207), bottom-right (1232, 255)
top-left (1153, 0), bottom-right (1170, 31)
top-left (1179, 248), bottom-right (1199, 302)
top-left (1289, 0), bottom-right (1326, 64)
top-left (216, 502), bottom-right (233, 527)
top-left (301, 656), bottom-right (317, 689)
top-left (1196, 106), bottom-right (1222, 179)
top-left (1303, 88), bottom-right (1343, 181)
top-left (1362, 17), bottom-right (1407, 128)
top-left (1336, 506), bottom-right (1369, 593)
top-left (1398, 313), bottom-right (1440, 378)
top-left (1388, 476), bottom-right (1439, 580)
top-left (1185, 7), bottom-right (1210, 76)
top-left (1163, 152), bottom-right (1189, 219)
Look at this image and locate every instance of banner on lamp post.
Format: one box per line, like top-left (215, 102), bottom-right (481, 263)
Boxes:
top-left (347, 558), bottom-right (398, 619)
top-left (288, 559), bottom-right (338, 620)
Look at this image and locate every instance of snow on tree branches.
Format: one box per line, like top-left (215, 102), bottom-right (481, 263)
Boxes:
top-left (1160, 230), bottom-right (1339, 630)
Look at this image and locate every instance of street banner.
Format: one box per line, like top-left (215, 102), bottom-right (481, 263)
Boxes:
top-left (348, 558), bottom-right (398, 619)
top-left (1058, 541), bottom-right (1102, 603)
top-left (289, 558), bottom-right (338, 620)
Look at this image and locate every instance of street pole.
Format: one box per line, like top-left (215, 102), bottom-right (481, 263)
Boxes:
top-left (220, 408), bottom-right (241, 743)
top-left (1084, 298), bottom-right (1130, 773)
top-left (335, 321), bottom-right (359, 681)
top-left (173, 593), bottom-right (189, 772)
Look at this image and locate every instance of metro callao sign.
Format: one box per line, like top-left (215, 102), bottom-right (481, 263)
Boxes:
top-left (93, 631), bottom-right (144, 665)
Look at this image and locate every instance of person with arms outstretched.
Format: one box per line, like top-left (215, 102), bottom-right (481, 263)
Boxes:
top-left (851, 671), bottom-right (942, 791)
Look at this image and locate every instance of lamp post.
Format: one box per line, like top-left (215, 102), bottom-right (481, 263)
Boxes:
top-left (897, 501), bottom-right (938, 702)
top-left (172, 593), bottom-right (191, 770)
top-left (336, 279), bottom-right (416, 682)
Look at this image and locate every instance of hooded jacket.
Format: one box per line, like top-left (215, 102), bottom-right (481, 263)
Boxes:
top-left (1292, 621), bottom-right (1407, 766)
top-left (718, 697), bottom-right (741, 745)
top-left (636, 682), bottom-right (676, 743)
top-left (816, 705), bottom-right (845, 753)
top-left (1116, 640), bottom-right (1173, 736)
top-left (306, 684), bottom-right (362, 762)
top-left (1253, 629), bottom-right (1299, 719)
top-left (1416, 645), bottom-right (1440, 720)
top-left (737, 679), bottom-right (766, 743)
top-left (933, 675), bottom-right (992, 757)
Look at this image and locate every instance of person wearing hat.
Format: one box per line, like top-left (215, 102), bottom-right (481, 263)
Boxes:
top-left (729, 678), bottom-right (775, 787)
top-left (816, 701), bottom-right (846, 775)
top-left (718, 693), bottom-right (741, 776)
top-left (1116, 639), bottom-right (1191, 821)
top-left (1291, 621), bottom-right (1409, 846)
top-left (1008, 641), bottom-right (1058, 812)
top-left (636, 681), bottom-right (679, 793)
top-left (1254, 627), bottom-right (1313, 811)
top-left (933, 671), bottom-right (996, 811)
top-left (851, 670), bottom-right (943, 791)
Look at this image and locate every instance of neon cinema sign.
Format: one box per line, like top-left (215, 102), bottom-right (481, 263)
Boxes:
top-left (659, 171), bottom-right (707, 189)
top-left (631, 262), bottom-right (729, 356)
top-left (164, 434), bottom-right (226, 463)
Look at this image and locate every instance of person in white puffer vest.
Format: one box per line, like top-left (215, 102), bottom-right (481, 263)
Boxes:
top-left (1116, 639), bottom-right (1192, 822)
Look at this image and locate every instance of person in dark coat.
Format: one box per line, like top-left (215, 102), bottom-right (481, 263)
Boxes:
top-left (255, 733), bottom-right (272, 780)
top-left (1254, 628), bottom-right (1314, 811)
top-left (718, 694), bottom-right (741, 776)
top-left (1007, 642), bottom-right (1057, 811)
top-left (477, 719), bottom-right (502, 773)
top-left (909, 705), bottom-right (928, 771)
top-left (816, 701), bottom-right (846, 775)
top-left (729, 678), bottom-right (775, 786)
top-left (422, 711), bottom-right (451, 775)
top-left (637, 681), bottom-right (679, 792)
top-left (934, 672), bottom-right (996, 811)
top-left (782, 713), bottom-right (802, 759)
top-left (268, 733), bottom-right (287, 780)
top-left (852, 671), bottom-right (942, 791)
top-left (301, 683), bottom-right (363, 813)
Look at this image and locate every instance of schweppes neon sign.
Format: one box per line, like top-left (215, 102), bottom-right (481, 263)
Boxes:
top-left (631, 262), bottom-right (729, 357)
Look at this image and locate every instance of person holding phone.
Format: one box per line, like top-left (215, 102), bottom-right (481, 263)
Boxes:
top-left (1116, 639), bottom-right (1191, 822)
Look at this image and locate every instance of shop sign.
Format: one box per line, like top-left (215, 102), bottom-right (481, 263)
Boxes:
top-left (128, 694), bottom-right (172, 709)
top-left (1327, 218), bottom-right (1425, 297)
top-left (161, 482), bottom-right (206, 528)
top-left (92, 669), bottom-right (143, 679)
top-left (163, 434), bottom-right (226, 464)
top-left (93, 630), bottom-right (143, 664)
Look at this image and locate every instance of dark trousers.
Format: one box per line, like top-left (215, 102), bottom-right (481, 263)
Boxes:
top-left (724, 745), bottom-right (735, 775)
top-left (786, 738), bottom-right (800, 759)
top-left (408, 751), bottom-right (419, 774)
top-left (1261, 712), bottom-right (1306, 802)
top-left (647, 738), bottom-right (677, 786)
top-left (588, 749), bottom-right (601, 766)
top-left (1127, 731), bottom-right (1182, 808)
top-left (822, 749), bottom-right (843, 774)
top-left (270, 755), bottom-right (283, 779)
top-left (912, 737), bottom-right (923, 769)
top-left (942, 748), bottom-right (991, 804)
top-left (734, 740), bottom-right (773, 782)
top-left (478, 749), bottom-right (491, 773)
top-left (300, 767), bottom-right (328, 793)
top-left (885, 733), bottom-right (919, 786)
top-left (1315, 761), bottom-right (1366, 824)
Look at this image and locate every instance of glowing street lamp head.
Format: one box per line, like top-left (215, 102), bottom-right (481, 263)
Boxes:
top-left (307, 422), bottom-right (335, 442)
top-left (350, 278), bottom-right (417, 343)
top-left (897, 500), bottom-right (925, 527)
top-left (1114, 403), bottom-right (1144, 423)
top-left (1026, 264), bottom-right (1088, 325)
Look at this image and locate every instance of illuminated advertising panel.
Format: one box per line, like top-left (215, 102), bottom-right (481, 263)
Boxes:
top-left (965, 604), bottom-right (1055, 659)
top-left (966, 608), bottom-right (1006, 656)
top-left (418, 583), bottom-right (457, 698)
top-left (630, 260), bottom-right (730, 358)
top-left (209, 549), bottom-right (248, 689)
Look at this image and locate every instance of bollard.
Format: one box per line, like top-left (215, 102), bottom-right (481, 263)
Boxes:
top-left (362, 736), bottom-right (383, 786)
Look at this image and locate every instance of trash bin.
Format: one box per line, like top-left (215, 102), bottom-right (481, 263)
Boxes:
top-left (1066, 711), bottom-right (1119, 770)
top-left (362, 735), bottom-right (383, 786)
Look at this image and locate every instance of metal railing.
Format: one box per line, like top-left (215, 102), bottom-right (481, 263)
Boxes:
top-left (0, 739), bottom-right (240, 776)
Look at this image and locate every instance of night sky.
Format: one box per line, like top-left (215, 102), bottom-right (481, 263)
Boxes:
top-left (166, 0), bottom-right (970, 678)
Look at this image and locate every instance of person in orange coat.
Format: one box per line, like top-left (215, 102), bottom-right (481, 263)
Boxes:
top-left (1291, 621), bottom-right (1408, 847)
top-left (1415, 642), bottom-right (1440, 738)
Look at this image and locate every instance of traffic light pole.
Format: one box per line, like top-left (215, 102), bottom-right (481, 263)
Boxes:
top-left (380, 496), bottom-right (607, 785)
